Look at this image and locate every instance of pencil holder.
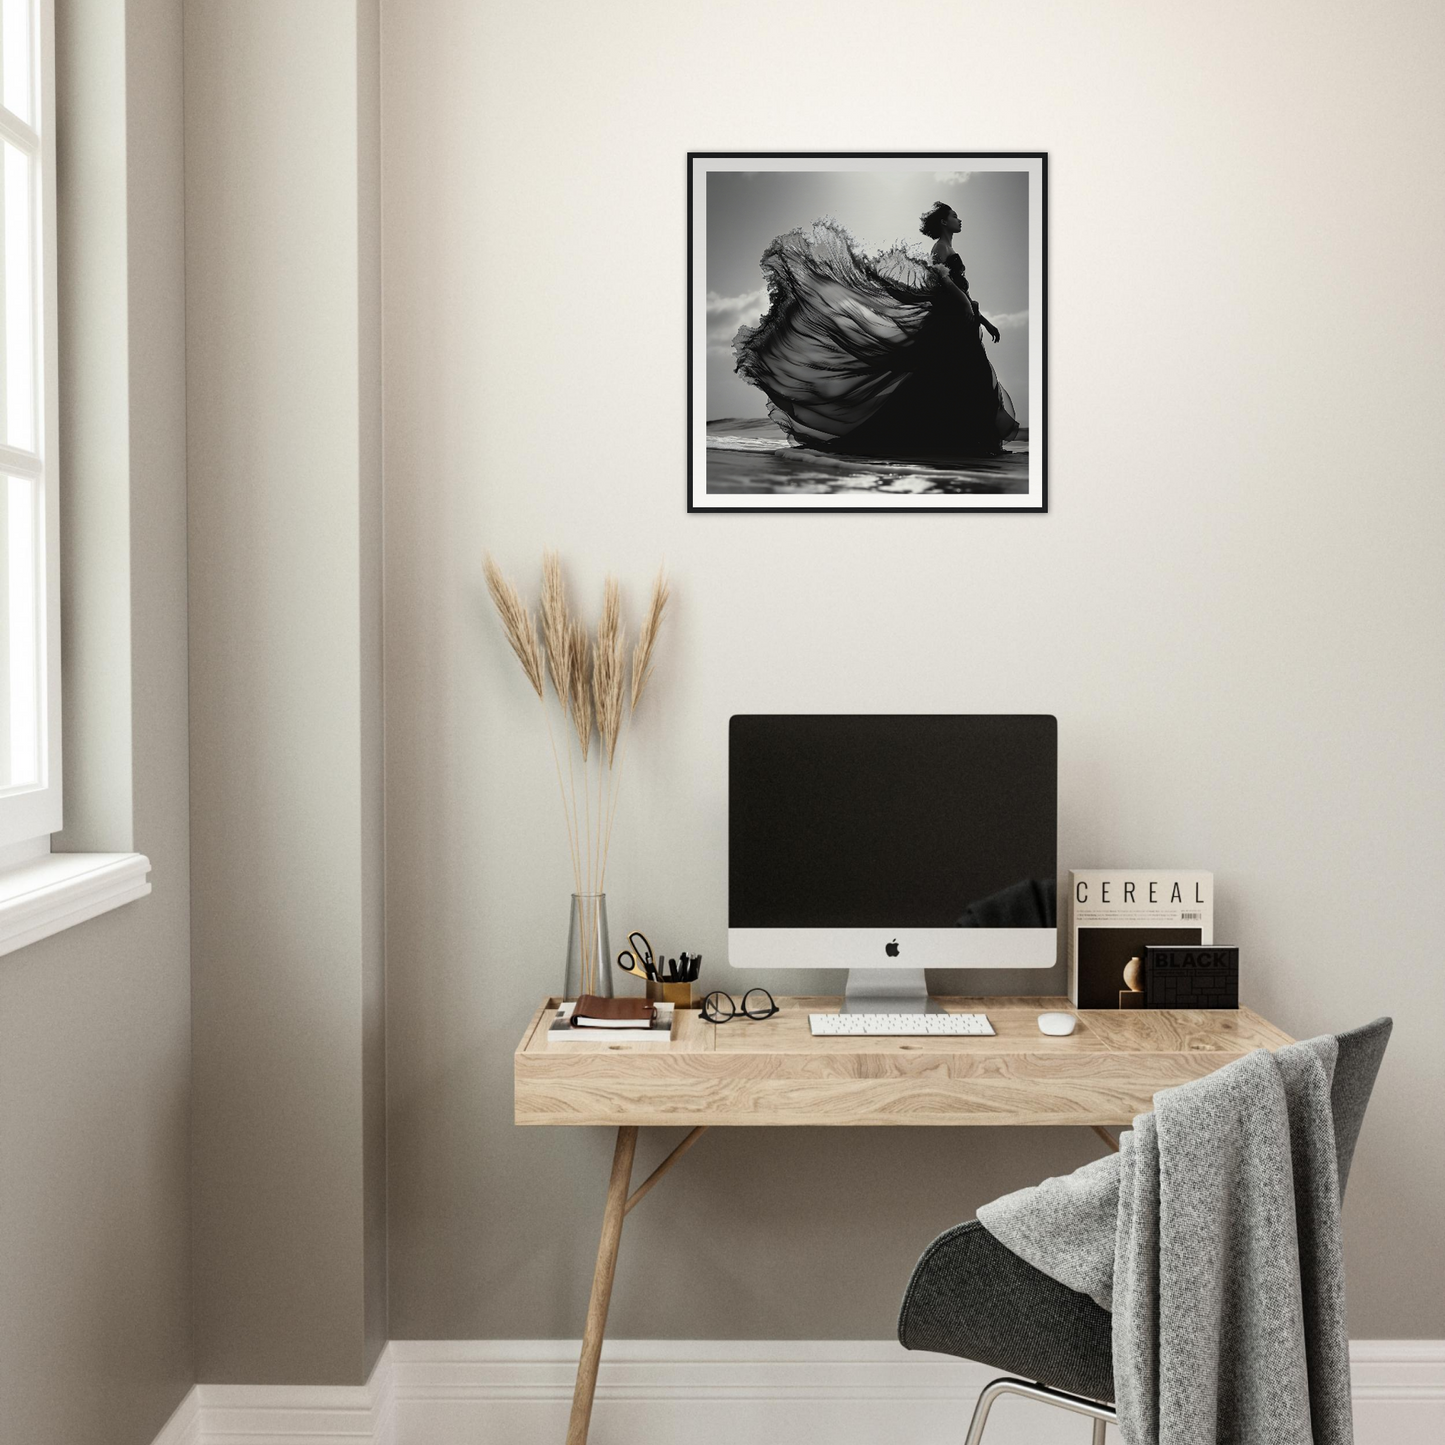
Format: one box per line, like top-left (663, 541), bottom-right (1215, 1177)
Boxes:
top-left (647, 979), bottom-right (694, 1009)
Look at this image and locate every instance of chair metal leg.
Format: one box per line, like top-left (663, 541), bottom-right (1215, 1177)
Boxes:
top-left (962, 1379), bottom-right (1007, 1445)
top-left (963, 1377), bottom-right (1117, 1445)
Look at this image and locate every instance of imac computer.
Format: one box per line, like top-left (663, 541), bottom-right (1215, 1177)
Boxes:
top-left (728, 714), bottom-right (1058, 1013)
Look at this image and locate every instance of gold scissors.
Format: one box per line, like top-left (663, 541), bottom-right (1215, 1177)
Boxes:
top-left (616, 930), bottom-right (657, 982)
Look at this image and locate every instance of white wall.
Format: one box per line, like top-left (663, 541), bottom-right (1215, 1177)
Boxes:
top-left (382, 0), bottom-right (1445, 1342)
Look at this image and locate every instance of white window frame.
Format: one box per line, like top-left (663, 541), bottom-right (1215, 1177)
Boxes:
top-left (0, 0), bottom-right (59, 853)
top-left (0, 0), bottom-right (149, 955)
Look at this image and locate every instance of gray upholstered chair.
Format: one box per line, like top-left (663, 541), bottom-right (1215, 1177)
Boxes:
top-left (898, 1018), bottom-right (1392, 1443)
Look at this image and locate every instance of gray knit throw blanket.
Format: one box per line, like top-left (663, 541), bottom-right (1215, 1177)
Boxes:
top-left (977, 1038), bottom-right (1353, 1445)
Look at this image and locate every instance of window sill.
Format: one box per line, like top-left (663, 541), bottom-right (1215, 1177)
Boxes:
top-left (0, 852), bottom-right (152, 958)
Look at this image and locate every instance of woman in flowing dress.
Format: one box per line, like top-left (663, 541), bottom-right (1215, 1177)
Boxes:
top-left (732, 201), bottom-right (1019, 460)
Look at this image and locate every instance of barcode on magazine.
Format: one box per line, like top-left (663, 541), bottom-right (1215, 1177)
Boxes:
top-left (1181, 911), bottom-right (1203, 920)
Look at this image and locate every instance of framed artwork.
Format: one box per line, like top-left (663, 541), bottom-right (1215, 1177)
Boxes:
top-left (688, 152), bottom-right (1047, 514)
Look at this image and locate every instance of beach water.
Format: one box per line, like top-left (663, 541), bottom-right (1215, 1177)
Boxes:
top-left (705, 417), bottom-right (1030, 495)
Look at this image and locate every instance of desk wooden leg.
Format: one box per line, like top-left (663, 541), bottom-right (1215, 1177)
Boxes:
top-left (626, 1125), bottom-right (707, 1215)
top-left (566, 1125), bottom-right (638, 1445)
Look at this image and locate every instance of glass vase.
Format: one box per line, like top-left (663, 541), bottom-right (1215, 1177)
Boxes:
top-left (564, 893), bottom-right (612, 1001)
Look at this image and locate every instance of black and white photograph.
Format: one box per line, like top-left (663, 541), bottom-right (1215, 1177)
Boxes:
top-left (689, 153), bottom-right (1046, 512)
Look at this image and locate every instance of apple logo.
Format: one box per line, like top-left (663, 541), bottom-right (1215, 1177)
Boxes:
top-left (885, 939), bottom-right (900, 957)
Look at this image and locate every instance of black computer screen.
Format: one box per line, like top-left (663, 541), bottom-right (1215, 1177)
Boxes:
top-left (728, 715), bottom-right (1057, 929)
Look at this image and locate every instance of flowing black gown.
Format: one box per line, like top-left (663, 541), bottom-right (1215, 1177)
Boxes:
top-left (732, 220), bottom-right (1019, 460)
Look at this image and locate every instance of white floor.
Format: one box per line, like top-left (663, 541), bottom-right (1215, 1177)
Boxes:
top-left (153, 1339), bottom-right (1445, 1445)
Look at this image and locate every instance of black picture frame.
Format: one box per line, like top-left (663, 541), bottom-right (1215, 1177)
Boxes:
top-left (688, 151), bottom-right (1048, 515)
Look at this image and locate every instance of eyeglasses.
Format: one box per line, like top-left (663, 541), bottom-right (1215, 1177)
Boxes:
top-left (700, 988), bottom-right (778, 1023)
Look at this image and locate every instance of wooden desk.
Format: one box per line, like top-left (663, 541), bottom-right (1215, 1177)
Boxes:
top-left (514, 995), bottom-right (1293, 1444)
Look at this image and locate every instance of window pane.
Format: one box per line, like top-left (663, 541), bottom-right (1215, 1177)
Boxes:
top-left (1, 0), bottom-right (31, 126)
top-left (0, 473), bottom-right (39, 789)
top-left (1, 140), bottom-right (33, 452)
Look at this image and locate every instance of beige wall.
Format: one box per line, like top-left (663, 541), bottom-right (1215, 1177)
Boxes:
top-left (382, 0), bottom-right (1445, 1343)
top-left (186, 0), bottom-right (386, 1386)
top-left (0, 2), bottom-right (193, 1443)
top-left (356, 0), bottom-right (389, 1375)
top-left (11, 1), bottom-right (1443, 1430)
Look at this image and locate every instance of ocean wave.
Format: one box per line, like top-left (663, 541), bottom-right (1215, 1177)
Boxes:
top-left (706, 433), bottom-right (796, 453)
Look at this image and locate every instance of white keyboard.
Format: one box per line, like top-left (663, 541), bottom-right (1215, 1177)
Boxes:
top-left (808, 1012), bottom-right (995, 1037)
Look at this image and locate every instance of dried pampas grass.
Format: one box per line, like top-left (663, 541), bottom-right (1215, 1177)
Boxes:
top-left (567, 618), bottom-right (593, 761)
top-left (593, 578), bottom-right (625, 766)
top-left (483, 552), bottom-right (669, 920)
top-left (540, 551), bottom-right (572, 709)
top-left (631, 568), bottom-right (669, 711)
top-left (483, 555), bottom-right (544, 700)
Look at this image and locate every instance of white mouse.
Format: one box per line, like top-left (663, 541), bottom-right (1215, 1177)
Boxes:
top-left (1037, 1011), bottom-right (1078, 1036)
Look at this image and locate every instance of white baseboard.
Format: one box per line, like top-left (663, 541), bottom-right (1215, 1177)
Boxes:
top-left (150, 1339), bottom-right (1445, 1445)
top-left (150, 1385), bottom-right (200, 1445)
top-left (150, 1353), bottom-right (394, 1445)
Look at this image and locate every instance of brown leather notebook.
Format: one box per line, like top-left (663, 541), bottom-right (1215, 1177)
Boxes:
top-left (571, 994), bottom-right (656, 1028)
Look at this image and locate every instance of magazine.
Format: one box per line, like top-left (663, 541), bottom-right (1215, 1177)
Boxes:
top-left (1068, 870), bottom-right (1213, 1009)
